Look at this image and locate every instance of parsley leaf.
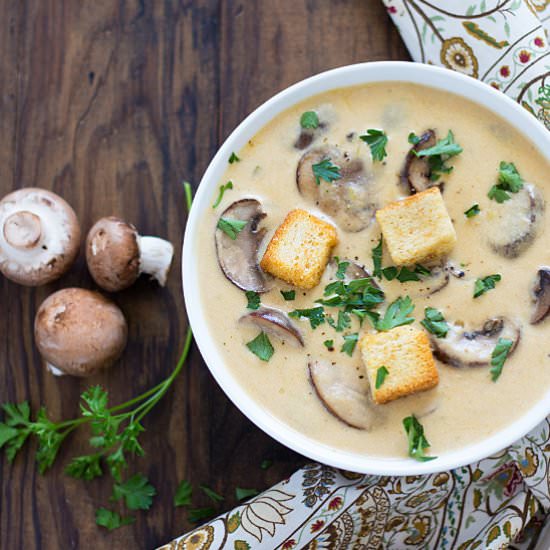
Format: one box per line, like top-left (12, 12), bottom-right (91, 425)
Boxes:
top-left (408, 132), bottom-right (421, 145)
top-left (228, 152), bottom-right (240, 164)
top-left (327, 310), bottom-right (351, 333)
top-left (488, 185), bottom-right (511, 203)
top-left (413, 130), bottom-right (463, 181)
top-left (280, 290), bottom-right (296, 301)
top-left (200, 484), bottom-right (224, 503)
top-left (403, 415), bottom-right (437, 462)
top-left (212, 181), bottom-right (233, 208)
top-left (95, 508), bottom-right (135, 531)
top-left (300, 111), bottom-right (319, 129)
top-left (111, 473), bottom-right (156, 511)
top-left (473, 274), bottom-right (501, 298)
top-left (334, 258), bottom-right (350, 279)
top-left (245, 291), bottom-right (261, 310)
top-left (372, 237), bottom-right (383, 279)
top-left (420, 307), bottom-right (449, 338)
top-left (375, 296), bottom-right (415, 331)
top-left (174, 480), bottom-right (193, 507)
top-left (236, 487), bottom-right (260, 501)
top-left (360, 129), bottom-right (388, 162)
top-left (65, 453), bottom-right (103, 481)
top-left (375, 366), bottom-right (389, 389)
top-left (490, 338), bottom-right (514, 382)
top-left (217, 218), bottom-right (248, 240)
top-left (488, 161), bottom-right (524, 203)
top-left (188, 507), bottom-right (216, 524)
top-left (246, 332), bottom-right (274, 361)
top-left (341, 333), bottom-right (359, 356)
top-left (464, 204), bottom-right (480, 218)
top-left (312, 158), bottom-right (341, 185)
top-left (323, 339), bottom-right (334, 350)
top-left (289, 307), bottom-right (326, 329)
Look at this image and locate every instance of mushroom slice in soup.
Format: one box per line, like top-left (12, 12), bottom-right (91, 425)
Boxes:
top-left (240, 307), bottom-right (304, 347)
top-left (296, 146), bottom-right (376, 232)
top-left (485, 183), bottom-right (544, 259)
top-left (400, 129), bottom-right (441, 194)
top-left (215, 199), bottom-right (272, 292)
top-left (531, 268), bottom-right (550, 324)
top-left (326, 257), bottom-right (380, 288)
top-left (309, 360), bottom-right (377, 430)
top-left (430, 317), bottom-right (520, 368)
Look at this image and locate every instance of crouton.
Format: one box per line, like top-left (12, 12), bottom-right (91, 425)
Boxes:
top-left (375, 187), bottom-right (456, 266)
top-left (359, 325), bottom-right (439, 404)
top-left (260, 209), bottom-right (338, 289)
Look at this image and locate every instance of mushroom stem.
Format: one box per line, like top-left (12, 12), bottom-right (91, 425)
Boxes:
top-left (137, 236), bottom-right (174, 286)
top-left (4, 211), bottom-right (43, 250)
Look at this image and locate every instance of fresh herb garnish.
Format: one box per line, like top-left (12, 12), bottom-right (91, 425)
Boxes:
top-left (228, 152), bottom-right (240, 164)
top-left (334, 257), bottom-right (350, 280)
top-left (95, 508), bottom-right (135, 531)
top-left (360, 129), bottom-right (389, 162)
top-left (341, 333), bottom-right (359, 356)
top-left (490, 338), bottom-right (514, 381)
top-left (323, 339), bottom-right (334, 350)
top-left (327, 310), bottom-right (351, 333)
top-left (420, 307), bottom-right (449, 338)
top-left (375, 296), bottom-right (415, 331)
top-left (212, 181), bottom-right (233, 208)
top-left (200, 484), bottom-right (225, 503)
top-left (217, 217), bottom-right (247, 240)
top-left (236, 487), bottom-right (260, 501)
top-left (260, 459), bottom-right (272, 470)
top-left (375, 366), bottom-right (389, 389)
top-left (403, 415), bottom-right (437, 462)
top-left (289, 307), bottom-right (326, 329)
top-left (188, 507), bottom-right (217, 524)
top-left (245, 290), bottom-right (261, 310)
top-left (473, 274), bottom-right (501, 298)
top-left (372, 237), bottom-right (383, 279)
top-left (413, 130), bottom-right (463, 181)
top-left (174, 480), bottom-right (193, 507)
top-left (300, 111), bottom-right (319, 129)
top-left (408, 132), bottom-right (421, 145)
top-left (464, 204), bottom-right (480, 218)
top-left (280, 290), bottom-right (296, 301)
top-left (488, 161), bottom-right (524, 203)
top-left (111, 473), bottom-right (156, 511)
top-left (395, 265), bottom-right (430, 283)
top-left (246, 331), bottom-right (274, 362)
top-left (312, 158), bottom-right (341, 185)
top-left (371, 237), bottom-right (430, 283)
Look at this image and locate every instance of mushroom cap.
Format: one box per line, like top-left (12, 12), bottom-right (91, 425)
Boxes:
top-left (86, 216), bottom-right (140, 292)
top-left (0, 188), bottom-right (81, 286)
top-left (34, 288), bottom-right (128, 377)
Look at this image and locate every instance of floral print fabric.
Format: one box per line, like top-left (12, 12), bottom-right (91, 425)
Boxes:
top-left (161, 2), bottom-right (550, 548)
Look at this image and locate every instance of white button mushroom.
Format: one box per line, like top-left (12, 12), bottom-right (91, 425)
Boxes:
top-left (85, 216), bottom-right (174, 292)
top-left (34, 288), bottom-right (128, 377)
top-left (0, 188), bottom-right (81, 285)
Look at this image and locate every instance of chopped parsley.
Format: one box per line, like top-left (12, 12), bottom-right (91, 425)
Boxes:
top-left (464, 204), bottom-right (480, 218)
top-left (374, 296), bottom-right (415, 331)
top-left (403, 415), bottom-right (437, 462)
top-left (200, 484), bottom-right (224, 503)
top-left (420, 307), bottom-right (449, 338)
top-left (371, 237), bottom-right (430, 282)
top-left (490, 338), bottom-right (514, 382)
top-left (360, 129), bottom-right (388, 162)
top-left (174, 480), bottom-right (193, 507)
top-left (408, 132), bottom-right (421, 145)
top-left (473, 274), bottom-right (501, 298)
top-left (236, 487), bottom-right (260, 501)
top-left (217, 217), bottom-right (247, 240)
top-left (280, 290), bottom-right (296, 301)
top-left (212, 181), bottom-right (233, 208)
top-left (228, 152), bottom-right (240, 164)
top-left (188, 507), bottom-right (216, 524)
top-left (289, 306), bottom-right (326, 329)
top-left (323, 339), bottom-right (334, 350)
top-left (95, 508), bottom-right (135, 531)
top-left (246, 331), bottom-right (274, 361)
top-left (111, 473), bottom-right (156, 511)
top-left (312, 158), bottom-right (341, 185)
top-left (327, 310), bottom-right (351, 333)
top-left (245, 290), bottom-right (261, 310)
top-left (300, 111), bottom-right (319, 129)
top-left (488, 161), bottom-right (524, 203)
top-left (341, 333), bottom-right (359, 356)
top-left (372, 237), bottom-right (383, 279)
top-left (375, 366), bottom-right (389, 389)
top-left (413, 130), bottom-right (463, 181)
top-left (334, 257), bottom-right (350, 279)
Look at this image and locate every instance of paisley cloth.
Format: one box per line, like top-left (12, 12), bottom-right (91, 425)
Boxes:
top-left (161, 2), bottom-right (550, 548)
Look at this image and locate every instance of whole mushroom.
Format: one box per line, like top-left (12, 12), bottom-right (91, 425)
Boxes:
top-left (34, 288), bottom-right (128, 377)
top-left (86, 216), bottom-right (174, 292)
top-left (0, 188), bottom-right (81, 285)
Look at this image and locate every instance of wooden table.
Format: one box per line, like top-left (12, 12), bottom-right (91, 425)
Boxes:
top-left (0, 1), bottom-right (409, 548)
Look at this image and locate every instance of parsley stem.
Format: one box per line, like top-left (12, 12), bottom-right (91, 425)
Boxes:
top-left (183, 181), bottom-right (193, 212)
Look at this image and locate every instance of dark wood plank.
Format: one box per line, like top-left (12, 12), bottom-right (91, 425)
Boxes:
top-left (0, 1), bottom-right (409, 548)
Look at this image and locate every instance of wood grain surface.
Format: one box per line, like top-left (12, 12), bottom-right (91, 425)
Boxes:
top-left (0, 1), bottom-right (409, 548)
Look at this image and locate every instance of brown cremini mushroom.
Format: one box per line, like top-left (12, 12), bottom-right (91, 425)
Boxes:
top-left (34, 288), bottom-right (128, 377)
top-left (240, 307), bottom-right (304, 347)
top-left (531, 268), bottom-right (550, 324)
top-left (0, 188), bottom-right (81, 285)
top-left (400, 129), bottom-right (440, 194)
top-left (86, 216), bottom-right (174, 292)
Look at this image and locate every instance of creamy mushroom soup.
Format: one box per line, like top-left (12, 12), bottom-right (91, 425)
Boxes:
top-left (196, 82), bottom-right (550, 458)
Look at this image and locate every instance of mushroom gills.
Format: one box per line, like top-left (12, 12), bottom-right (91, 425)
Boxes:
top-left (485, 183), bottom-right (544, 259)
top-left (531, 268), bottom-right (550, 324)
top-left (240, 307), bottom-right (303, 347)
top-left (308, 360), bottom-right (377, 430)
top-left (137, 236), bottom-right (174, 286)
top-left (431, 317), bottom-right (520, 368)
top-left (296, 145), bottom-right (376, 232)
top-left (400, 129), bottom-right (440, 194)
top-left (215, 199), bottom-right (272, 292)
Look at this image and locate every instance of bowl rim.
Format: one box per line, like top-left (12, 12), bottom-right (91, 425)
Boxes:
top-left (182, 60), bottom-right (550, 475)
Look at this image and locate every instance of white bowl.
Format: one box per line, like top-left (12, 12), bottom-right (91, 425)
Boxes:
top-left (182, 61), bottom-right (550, 475)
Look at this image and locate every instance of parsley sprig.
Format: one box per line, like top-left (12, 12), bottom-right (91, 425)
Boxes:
top-left (473, 274), bottom-right (501, 298)
top-left (371, 237), bottom-right (430, 283)
top-left (421, 307), bottom-right (449, 338)
top-left (488, 161), bottom-right (524, 203)
top-left (403, 415), bottom-right (437, 462)
top-left (374, 296), bottom-right (415, 331)
top-left (212, 181), bottom-right (233, 208)
top-left (360, 129), bottom-right (388, 162)
top-left (312, 158), bottom-right (341, 185)
top-left (490, 338), bottom-right (514, 381)
top-left (411, 130), bottom-right (463, 181)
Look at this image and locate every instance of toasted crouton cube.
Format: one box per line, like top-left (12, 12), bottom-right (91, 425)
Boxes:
top-left (260, 209), bottom-right (338, 289)
top-left (376, 187), bottom-right (456, 266)
top-left (360, 325), bottom-right (438, 404)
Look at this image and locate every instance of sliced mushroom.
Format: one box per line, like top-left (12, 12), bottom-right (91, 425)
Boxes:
top-left (400, 129), bottom-right (440, 194)
top-left (431, 317), bottom-right (520, 368)
top-left (531, 268), bottom-right (550, 324)
top-left (485, 183), bottom-right (545, 259)
top-left (309, 360), bottom-right (377, 430)
top-left (296, 146), bottom-right (376, 232)
top-left (401, 262), bottom-right (450, 297)
top-left (240, 307), bottom-right (303, 347)
top-left (326, 258), bottom-right (378, 286)
top-left (215, 199), bottom-right (271, 292)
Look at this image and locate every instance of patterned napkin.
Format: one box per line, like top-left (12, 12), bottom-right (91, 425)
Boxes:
top-left (161, 2), bottom-right (550, 548)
